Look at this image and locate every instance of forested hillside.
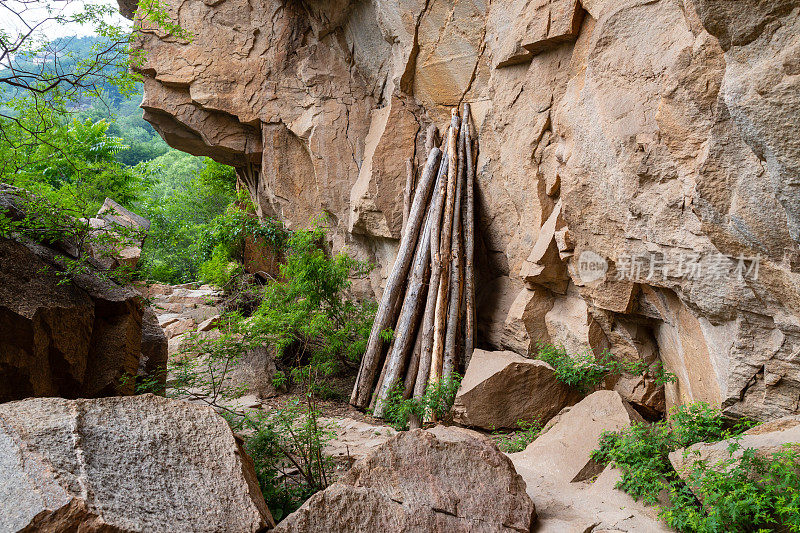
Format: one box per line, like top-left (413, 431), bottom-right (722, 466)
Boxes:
top-left (0, 35), bottom-right (240, 283)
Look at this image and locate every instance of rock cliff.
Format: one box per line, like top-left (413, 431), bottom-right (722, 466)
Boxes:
top-left (128, 0), bottom-right (800, 421)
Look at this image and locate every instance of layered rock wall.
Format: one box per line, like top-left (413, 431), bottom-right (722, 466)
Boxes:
top-left (129, 0), bottom-right (800, 420)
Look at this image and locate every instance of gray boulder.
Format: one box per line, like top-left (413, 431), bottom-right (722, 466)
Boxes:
top-left (275, 426), bottom-right (536, 532)
top-left (0, 394), bottom-right (274, 532)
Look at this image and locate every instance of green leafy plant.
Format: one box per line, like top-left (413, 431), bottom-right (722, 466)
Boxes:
top-left (198, 243), bottom-right (244, 287)
top-left (535, 342), bottom-right (676, 393)
top-left (235, 402), bottom-right (336, 522)
top-left (661, 443), bottom-right (800, 533)
top-left (382, 373), bottom-right (463, 431)
top-left (247, 221), bottom-right (374, 378)
top-left (494, 420), bottom-right (543, 453)
top-left (589, 402), bottom-right (788, 533)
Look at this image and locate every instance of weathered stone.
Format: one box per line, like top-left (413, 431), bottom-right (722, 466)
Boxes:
top-left (275, 427), bottom-right (536, 532)
top-left (349, 95), bottom-right (422, 239)
top-left (508, 391), bottom-right (667, 531)
top-left (243, 234), bottom-right (281, 276)
top-left (0, 237), bottom-right (145, 401)
top-left (167, 288), bottom-right (217, 305)
top-left (226, 346), bottom-right (283, 399)
top-left (90, 198), bottom-right (150, 270)
top-left (453, 349), bottom-right (580, 430)
top-left (520, 201), bottom-right (569, 293)
top-left (545, 286), bottom-right (609, 357)
top-left (197, 314), bottom-right (221, 332)
top-left (320, 417), bottom-right (397, 467)
top-left (164, 317), bottom-right (196, 339)
top-left (501, 287), bottom-right (554, 355)
top-left (138, 306), bottom-right (168, 391)
top-left (495, 0), bottom-right (585, 68)
top-left (127, 0), bottom-right (800, 421)
top-left (0, 395), bottom-right (274, 532)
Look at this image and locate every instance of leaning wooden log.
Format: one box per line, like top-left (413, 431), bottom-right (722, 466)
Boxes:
top-left (373, 187), bottom-right (437, 418)
top-left (463, 103), bottom-right (477, 363)
top-left (369, 339), bottom-right (393, 411)
top-left (402, 158), bottom-right (414, 235)
top-left (404, 327), bottom-right (423, 399)
top-left (443, 115), bottom-right (467, 378)
top-left (351, 147), bottom-right (443, 408)
top-left (425, 123), bottom-right (439, 154)
top-left (413, 129), bottom-right (451, 401)
top-left (429, 110), bottom-right (460, 387)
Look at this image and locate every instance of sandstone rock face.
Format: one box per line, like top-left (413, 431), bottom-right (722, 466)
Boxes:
top-left (452, 349), bottom-right (580, 430)
top-left (129, 0), bottom-right (800, 420)
top-left (89, 198), bottom-right (150, 270)
top-left (138, 306), bottom-right (168, 391)
top-left (0, 394), bottom-right (274, 532)
top-left (508, 391), bottom-right (669, 531)
top-left (274, 426), bottom-right (536, 532)
top-left (0, 237), bottom-right (149, 401)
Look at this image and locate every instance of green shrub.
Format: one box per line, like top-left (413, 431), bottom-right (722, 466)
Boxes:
top-left (535, 342), bottom-right (676, 393)
top-left (198, 243), bottom-right (244, 287)
top-left (247, 221), bottom-right (374, 379)
top-left (589, 403), bottom-right (792, 533)
top-left (494, 420), bottom-right (543, 453)
top-left (662, 443), bottom-right (800, 533)
top-left (237, 401), bottom-right (336, 522)
top-left (382, 374), bottom-right (463, 431)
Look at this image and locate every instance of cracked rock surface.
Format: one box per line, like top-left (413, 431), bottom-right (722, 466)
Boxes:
top-left (273, 426), bottom-right (537, 532)
top-left (0, 395), bottom-right (274, 533)
top-left (130, 0), bottom-right (800, 421)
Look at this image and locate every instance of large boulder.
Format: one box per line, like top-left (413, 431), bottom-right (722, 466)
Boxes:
top-left (0, 394), bottom-right (274, 532)
top-left (274, 426), bottom-right (537, 532)
top-left (226, 346), bottom-right (284, 400)
top-left (88, 198), bottom-right (150, 270)
top-left (0, 237), bottom-right (149, 401)
top-left (508, 391), bottom-right (669, 532)
top-left (452, 349), bottom-right (581, 430)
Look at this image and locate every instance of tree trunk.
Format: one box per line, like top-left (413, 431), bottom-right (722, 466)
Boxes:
top-left (429, 110), bottom-right (460, 387)
top-left (402, 158), bottom-right (414, 236)
top-left (425, 123), bottom-right (439, 154)
top-left (404, 327), bottom-right (423, 399)
top-left (414, 128), bottom-right (451, 401)
top-left (463, 103), bottom-right (477, 364)
top-left (443, 116), bottom-right (467, 378)
top-left (351, 147), bottom-right (442, 408)
top-left (373, 192), bottom-right (437, 418)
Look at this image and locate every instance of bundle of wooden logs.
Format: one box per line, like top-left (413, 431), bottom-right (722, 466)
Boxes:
top-left (350, 104), bottom-right (477, 422)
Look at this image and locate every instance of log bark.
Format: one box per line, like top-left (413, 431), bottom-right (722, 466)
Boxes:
top-left (425, 123), bottom-right (439, 154)
top-left (443, 116), bottom-right (467, 378)
top-left (351, 147), bottom-right (442, 408)
top-left (404, 327), bottom-right (423, 399)
top-left (413, 128), bottom-right (451, 401)
top-left (373, 187), bottom-right (437, 418)
top-left (402, 158), bottom-right (414, 235)
top-left (429, 110), bottom-right (460, 387)
top-left (369, 340), bottom-right (393, 411)
top-left (463, 103), bottom-right (477, 364)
